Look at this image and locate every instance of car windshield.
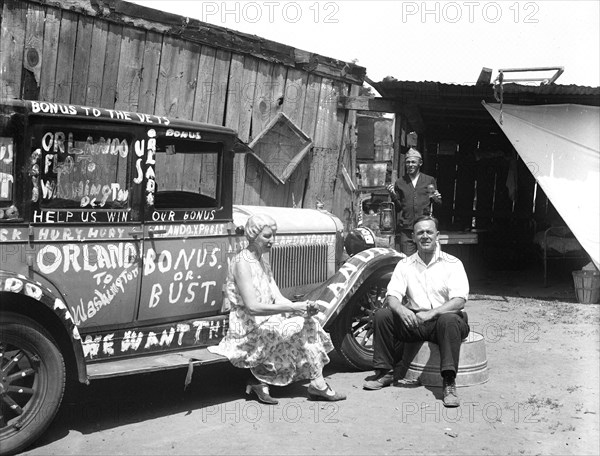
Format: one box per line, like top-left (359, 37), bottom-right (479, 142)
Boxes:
top-left (36, 124), bottom-right (132, 210)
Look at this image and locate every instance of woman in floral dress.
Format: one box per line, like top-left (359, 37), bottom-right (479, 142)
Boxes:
top-left (210, 214), bottom-right (345, 404)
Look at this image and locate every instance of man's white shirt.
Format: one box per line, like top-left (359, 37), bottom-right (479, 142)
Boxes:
top-left (386, 245), bottom-right (469, 311)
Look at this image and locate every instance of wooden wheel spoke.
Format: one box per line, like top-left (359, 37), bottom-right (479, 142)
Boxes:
top-left (7, 385), bottom-right (34, 396)
top-left (1, 395), bottom-right (24, 416)
top-left (6, 367), bottom-right (35, 383)
top-left (360, 328), bottom-right (374, 346)
top-left (2, 350), bottom-right (24, 374)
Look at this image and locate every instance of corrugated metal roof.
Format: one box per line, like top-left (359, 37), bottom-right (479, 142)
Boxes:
top-left (373, 79), bottom-right (600, 105)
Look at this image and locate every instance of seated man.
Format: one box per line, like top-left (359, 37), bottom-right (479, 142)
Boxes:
top-left (363, 215), bottom-right (470, 407)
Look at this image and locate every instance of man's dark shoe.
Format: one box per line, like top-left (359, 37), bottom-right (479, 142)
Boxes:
top-left (363, 369), bottom-right (394, 390)
top-left (442, 377), bottom-right (460, 407)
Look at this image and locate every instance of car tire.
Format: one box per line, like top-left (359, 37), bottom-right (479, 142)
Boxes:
top-left (0, 313), bottom-right (66, 455)
top-left (331, 267), bottom-right (393, 371)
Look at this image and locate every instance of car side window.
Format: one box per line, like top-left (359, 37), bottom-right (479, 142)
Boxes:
top-left (34, 125), bottom-right (133, 210)
top-left (0, 113), bottom-right (21, 221)
top-left (153, 137), bottom-right (221, 210)
top-left (0, 136), bottom-right (15, 205)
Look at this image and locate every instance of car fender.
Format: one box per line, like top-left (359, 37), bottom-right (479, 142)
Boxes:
top-left (303, 247), bottom-right (405, 328)
top-left (0, 271), bottom-right (88, 383)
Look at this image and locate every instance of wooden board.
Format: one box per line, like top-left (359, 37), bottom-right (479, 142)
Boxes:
top-left (304, 77), bottom-right (340, 210)
top-left (137, 30), bottom-right (161, 114)
top-left (452, 143), bottom-right (477, 230)
top-left (279, 67), bottom-right (310, 208)
top-left (238, 55), bottom-right (259, 142)
top-left (100, 22), bottom-right (123, 109)
top-left (223, 53), bottom-right (244, 130)
top-left (250, 60), bottom-right (275, 140)
top-left (22, 3), bottom-right (45, 99)
top-left (331, 83), bottom-right (358, 227)
top-left (192, 46), bottom-right (216, 123)
top-left (85, 18), bottom-right (108, 106)
top-left (155, 36), bottom-right (200, 191)
top-left (473, 157), bottom-right (496, 228)
top-left (54, 10), bottom-right (78, 103)
top-left (491, 156), bottom-right (513, 216)
top-left (264, 63), bottom-right (289, 207)
top-left (434, 154), bottom-right (456, 229)
top-left (178, 39), bottom-right (203, 191)
top-left (114, 26), bottom-right (146, 112)
top-left (179, 40), bottom-right (201, 119)
top-left (190, 46), bottom-right (218, 196)
top-left (70, 14), bottom-right (93, 105)
top-left (225, 53), bottom-right (246, 205)
top-left (226, 54), bottom-right (259, 204)
top-left (287, 73), bottom-right (322, 208)
top-left (301, 73), bottom-right (322, 140)
top-left (207, 48), bottom-right (231, 126)
top-left (281, 67), bottom-right (308, 127)
top-left (1, 1), bottom-right (27, 99)
top-left (326, 80), bottom-right (349, 211)
top-left (38, 6), bottom-right (61, 101)
top-left (244, 61), bottom-right (293, 207)
top-left (154, 35), bottom-right (181, 118)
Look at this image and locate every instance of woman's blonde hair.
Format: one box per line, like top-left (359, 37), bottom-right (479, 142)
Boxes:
top-left (245, 214), bottom-right (277, 241)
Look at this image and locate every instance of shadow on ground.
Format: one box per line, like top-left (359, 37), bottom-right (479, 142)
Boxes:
top-left (32, 351), bottom-right (352, 451)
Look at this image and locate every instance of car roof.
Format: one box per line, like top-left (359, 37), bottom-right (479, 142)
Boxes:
top-left (1, 99), bottom-right (238, 138)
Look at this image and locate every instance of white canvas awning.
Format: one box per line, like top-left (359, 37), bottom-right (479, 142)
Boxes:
top-left (483, 102), bottom-right (600, 269)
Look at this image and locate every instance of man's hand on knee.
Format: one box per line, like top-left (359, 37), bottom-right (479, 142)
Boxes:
top-left (388, 295), bottom-right (419, 330)
top-left (397, 305), bottom-right (420, 330)
top-left (416, 309), bottom-right (436, 323)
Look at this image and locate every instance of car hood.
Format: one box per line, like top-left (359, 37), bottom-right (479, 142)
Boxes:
top-left (232, 205), bottom-right (343, 234)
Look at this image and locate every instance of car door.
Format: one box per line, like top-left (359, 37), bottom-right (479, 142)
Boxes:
top-left (136, 126), bottom-right (232, 322)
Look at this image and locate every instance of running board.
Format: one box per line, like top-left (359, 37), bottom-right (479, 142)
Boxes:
top-left (86, 347), bottom-right (227, 380)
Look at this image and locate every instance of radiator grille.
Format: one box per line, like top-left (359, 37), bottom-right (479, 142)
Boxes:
top-left (270, 243), bottom-right (329, 289)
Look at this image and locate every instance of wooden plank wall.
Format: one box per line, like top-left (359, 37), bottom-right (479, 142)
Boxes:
top-left (426, 137), bottom-right (542, 232)
top-left (0, 0), bottom-right (361, 226)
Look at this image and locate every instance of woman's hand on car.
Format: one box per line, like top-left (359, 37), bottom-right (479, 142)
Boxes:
top-left (291, 301), bottom-right (319, 316)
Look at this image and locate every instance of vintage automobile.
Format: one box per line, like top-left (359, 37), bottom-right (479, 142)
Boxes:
top-left (0, 99), bottom-right (402, 454)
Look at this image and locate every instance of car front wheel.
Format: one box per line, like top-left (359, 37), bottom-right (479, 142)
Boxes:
top-left (0, 313), bottom-right (66, 455)
top-left (331, 267), bottom-right (393, 370)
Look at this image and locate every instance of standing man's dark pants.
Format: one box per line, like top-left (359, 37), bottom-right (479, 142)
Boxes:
top-left (372, 308), bottom-right (470, 375)
top-left (397, 229), bottom-right (417, 256)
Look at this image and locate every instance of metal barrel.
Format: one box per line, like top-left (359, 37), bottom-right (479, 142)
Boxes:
top-left (398, 332), bottom-right (489, 387)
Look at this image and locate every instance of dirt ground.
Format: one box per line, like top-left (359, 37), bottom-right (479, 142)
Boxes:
top-left (24, 263), bottom-right (599, 456)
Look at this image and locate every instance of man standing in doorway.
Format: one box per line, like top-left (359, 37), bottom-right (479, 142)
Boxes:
top-left (387, 148), bottom-right (442, 255)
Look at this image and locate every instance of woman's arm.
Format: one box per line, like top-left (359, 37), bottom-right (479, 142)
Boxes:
top-left (233, 258), bottom-right (308, 316)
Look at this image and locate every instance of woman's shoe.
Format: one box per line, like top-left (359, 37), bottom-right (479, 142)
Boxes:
top-left (245, 382), bottom-right (279, 405)
top-left (307, 383), bottom-right (347, 401)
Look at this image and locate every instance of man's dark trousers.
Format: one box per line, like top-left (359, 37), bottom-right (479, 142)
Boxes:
top-left (397, 229), bottom-right (417, 255)
top-left (372, 308), bottom-right (470, 375)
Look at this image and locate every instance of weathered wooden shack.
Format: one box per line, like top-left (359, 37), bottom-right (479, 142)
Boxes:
top-left (0, 0), bottom-right (365, 226)
top-left (342, 78), bottom-right (600, 274)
